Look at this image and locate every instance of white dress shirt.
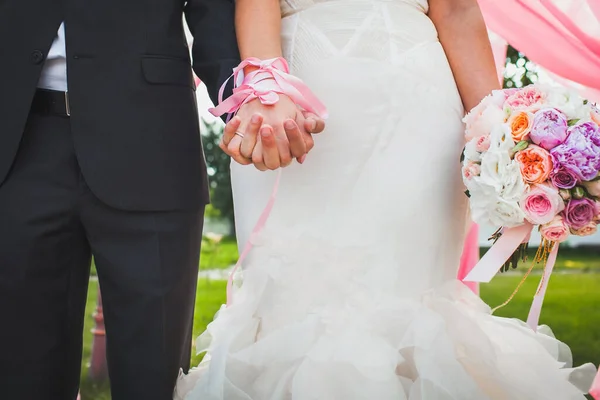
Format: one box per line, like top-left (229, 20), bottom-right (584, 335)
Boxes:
top-left (38, 23), bottom-right (68, 91)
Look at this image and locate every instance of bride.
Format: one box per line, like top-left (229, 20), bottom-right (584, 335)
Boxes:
top-left (177, 0), bottom-right (596, 398)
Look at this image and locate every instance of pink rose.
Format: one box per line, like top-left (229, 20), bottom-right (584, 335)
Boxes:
top-left (571, 221), bottom-right (598, 236)
top-left (504, 86), bottom-right (546, 112)
top-left (564, 197), bottom-right (596, 230)
top-left (520, 183), bottom-right (565, 225)
top-left (540, 215), bottom-right (570, 242)
top-left (462, 161), bottom-right (481, 180)
top-left (475, 135), bottom-right (491, 152)
top-left (464, 91), bottom-right (506, 140)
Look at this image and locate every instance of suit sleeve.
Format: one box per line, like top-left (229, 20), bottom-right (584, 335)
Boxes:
top-left (185, 0), bottom-right (240, 109)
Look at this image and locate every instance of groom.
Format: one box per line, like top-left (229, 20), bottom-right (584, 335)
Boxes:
top-left (0, 1), bottom-right (323, 399)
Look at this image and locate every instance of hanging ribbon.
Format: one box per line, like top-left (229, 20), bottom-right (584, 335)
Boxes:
top-left (226, 170), bottom-right (281, 306)
top-left (463, 222), bottom-right (560, 331)
top-left (464, 223), bottom-right (533, 283)
top-left (526, 242), bottom-right (558, 329)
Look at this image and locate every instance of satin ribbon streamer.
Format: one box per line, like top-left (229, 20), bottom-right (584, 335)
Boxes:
top-left (226, 170), bottom-right (281, 306)
top-left (463, 222), bottom-right (559, 330)
top-left (209, 57), bottom-right (328, 119)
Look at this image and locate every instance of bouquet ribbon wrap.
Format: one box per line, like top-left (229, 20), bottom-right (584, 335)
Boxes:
top-left (463, 222), bottom-right (559, 331)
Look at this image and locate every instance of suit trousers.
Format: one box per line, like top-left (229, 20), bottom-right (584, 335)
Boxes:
top-left (0, 110), bottom-right (204, 400)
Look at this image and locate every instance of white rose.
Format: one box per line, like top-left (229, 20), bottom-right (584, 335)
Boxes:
top-left (490, 198), bottom-right (526, 227)
top-left (467, 133), bottom-right (526, 226)
top-left (500, 160), bottom-right (526, 201)
top-left (464, 92), bottom-right (506, 141)
top-left (479, 147), bottom-right (512, 191)
top-left (463, 138), bottom-right (481, 162)
top-left (545, 86), bottom-right (588, 120)
top-left (488, 123), bottom-right (515, 152)
top-left (470, 196), bottom-right (525, 227)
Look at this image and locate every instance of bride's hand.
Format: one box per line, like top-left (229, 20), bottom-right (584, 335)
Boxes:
top-left (220, 95), bottom-right (325, 170)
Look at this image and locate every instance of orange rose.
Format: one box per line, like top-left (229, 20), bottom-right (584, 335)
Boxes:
top-left (508, 111), bottom-right (533, 141)
top-left (515, 144), bottom-right (553, 184)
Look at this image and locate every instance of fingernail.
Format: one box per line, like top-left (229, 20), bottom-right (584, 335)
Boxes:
top-left (308, 119), bottom-right (317, 130)
top-left (299, 155), bottom-right (307, 164)
top-left (261, 128), bottom-right (271, 137)
top-left (284, 120), bottom-right (295, 130)
top-left (251, 114), bottom-right (261, 124)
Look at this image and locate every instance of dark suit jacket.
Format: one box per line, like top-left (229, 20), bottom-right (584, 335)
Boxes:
top-left (0, 0), bottom-right (239, 210)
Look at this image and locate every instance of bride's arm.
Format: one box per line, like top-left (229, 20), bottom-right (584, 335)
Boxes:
top-left (428, 0), bottom-right (500, 111)
top-left (235, 0), bottom-right (282, 60)
top-left (220, 0), bottom-right (325, 170)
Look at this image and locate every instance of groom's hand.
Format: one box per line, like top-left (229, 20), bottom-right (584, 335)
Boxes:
top-left (220, 98), bottom-right (326, 170)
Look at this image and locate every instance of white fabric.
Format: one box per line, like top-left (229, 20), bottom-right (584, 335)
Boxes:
top-left (38, 23), bottom-right (67, 91)
top-left (176, 1), bottom-right (596, 398)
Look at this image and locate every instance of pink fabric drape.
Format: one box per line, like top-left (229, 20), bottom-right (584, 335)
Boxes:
top-left (458, 224), bottom-right (480, 294)
top-left (478, 0), bottom-right (600, 90)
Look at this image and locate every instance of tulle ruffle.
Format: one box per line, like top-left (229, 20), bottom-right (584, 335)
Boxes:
top-left (175, 235), bottom-right (595, 400)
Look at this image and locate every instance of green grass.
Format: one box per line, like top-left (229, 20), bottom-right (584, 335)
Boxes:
top-left (482, 246), bottom-right (600, 272)
top-left (79, 273), bottom-right (600, 400)
top-left (199, 238), bottom-right (239, 271)
top-left (480, 273), bottom-right (600, 369)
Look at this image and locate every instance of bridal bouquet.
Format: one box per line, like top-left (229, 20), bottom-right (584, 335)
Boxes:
top-left (461, 84), bottom-right (600, 327)
top-left (462, 84), bottom-right (600, 253)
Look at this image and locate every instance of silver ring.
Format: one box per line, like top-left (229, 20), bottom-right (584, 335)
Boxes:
top-left (235, 131), bottom-right (245, 138)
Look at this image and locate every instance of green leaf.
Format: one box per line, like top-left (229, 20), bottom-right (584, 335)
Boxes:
top-left (572, 186), bottom-right (586, 199)
top-left (464, 190), bottom-right (471, 198)
top-left (568, 119), bottom-right (580, 127)
top-left (512, 140), bottom-right (529, 152)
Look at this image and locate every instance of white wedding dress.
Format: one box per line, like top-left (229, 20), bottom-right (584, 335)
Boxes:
top-left (176, 0), bottom-right (596, 398)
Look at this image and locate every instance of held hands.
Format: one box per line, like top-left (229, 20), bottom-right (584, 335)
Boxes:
top-left (210, 57), bottom-right (327, 169)
top-left (220, 96), bottom-right (326, 171)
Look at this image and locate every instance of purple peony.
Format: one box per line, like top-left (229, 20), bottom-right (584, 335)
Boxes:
top-left (565, 121), bottom-right (600, 149)
top-left (550, 164), bottom-right (579, 189)
top-left (564, 197), bottom-right (596, 230)
top-left (530, 108), bottom-right (568, 150)
top-left (550, 122), bottom-right (600, 182)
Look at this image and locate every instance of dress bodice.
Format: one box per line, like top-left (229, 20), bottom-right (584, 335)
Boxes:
top-left (280, 0), bottom-right (428, 17)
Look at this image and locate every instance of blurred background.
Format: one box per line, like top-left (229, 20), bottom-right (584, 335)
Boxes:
top-left (77, 6), bottom-right (600, 399)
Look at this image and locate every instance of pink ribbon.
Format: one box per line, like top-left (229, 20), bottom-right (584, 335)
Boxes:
top-left (226, 170), bottom-right (282, 306)
top-left (525, 242), bottom-right (558, 330)
top-left (209, 57), bottom-right (328, 119)
top-left (463, 222), bottom-right (560, 331)
top-left (463, 223), bottom-right (533, 283)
